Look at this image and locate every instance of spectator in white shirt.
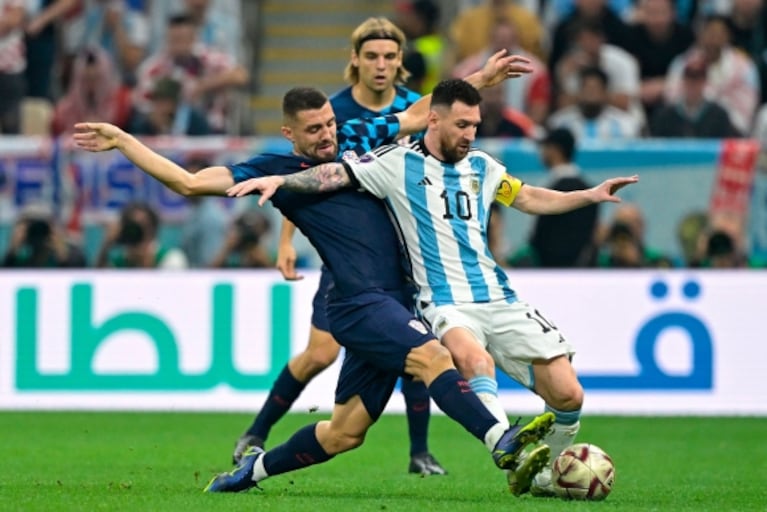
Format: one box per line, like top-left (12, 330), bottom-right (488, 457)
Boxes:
top-left (549, 66), bottom-right (641, 140)
top-left (555, 20), bottom-right (645, 129)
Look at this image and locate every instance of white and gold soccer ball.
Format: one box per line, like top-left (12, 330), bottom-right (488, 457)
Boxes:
top-left (552, 443), bottom-right (615, 500)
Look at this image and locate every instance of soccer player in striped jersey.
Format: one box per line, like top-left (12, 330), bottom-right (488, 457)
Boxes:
top-left (247, 17), bottom-right (430, 475)
top-left (74, 55), bottom-right (558, 496)
top-left (227, 79), bottom-right (638, 496)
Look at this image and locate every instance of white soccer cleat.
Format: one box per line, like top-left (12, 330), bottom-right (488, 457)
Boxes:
top-left (530, 466), bottom-right (557, 497)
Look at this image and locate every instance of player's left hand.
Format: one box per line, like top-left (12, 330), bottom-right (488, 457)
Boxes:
top-left (226, 176), bottom-right (284, 206)
top-left (592, 175), bottom-right (639, 203)
top-left (480, 49), bottom-right (533, 87)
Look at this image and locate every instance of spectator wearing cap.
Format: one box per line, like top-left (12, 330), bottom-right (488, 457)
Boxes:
top-left (548, 66), bottom-right (640, 140)
top-left (128, 77), bottom-right (211, 135)
top-left (664, 15), bottom-right (760, 135)
top-left (508, 128), bottom-right (600, 267)
top-left (650, 57), bottom-right (740, 137)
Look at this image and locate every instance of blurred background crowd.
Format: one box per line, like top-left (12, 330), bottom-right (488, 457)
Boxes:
top-left (1, 0), bottom-right (764, 270)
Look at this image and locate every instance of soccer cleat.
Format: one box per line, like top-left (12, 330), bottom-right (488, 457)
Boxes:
top-left (232, 433), bottom-right (264, 464)
top-left (205, 446), bottom-right (264, 493)
top-left (530, 466), bottom-right (557, 497)
top-left (408, 452), bottom-right (448, 476)
top-left (492, 412), bottom-right (555, 470)
top-left (507, 444), bottom-right (551, 496)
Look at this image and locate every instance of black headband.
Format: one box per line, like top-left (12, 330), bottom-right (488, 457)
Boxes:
top-left (355, 32), bottom-right (401, 51)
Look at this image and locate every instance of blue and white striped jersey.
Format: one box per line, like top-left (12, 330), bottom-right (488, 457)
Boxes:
top-left (345, 140), bottom-right (524, 306)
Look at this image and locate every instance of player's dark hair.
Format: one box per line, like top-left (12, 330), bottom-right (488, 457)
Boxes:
top-left (430, 79), bottom-right (482, 109)
top-left (579, 66), bottom-right (609, 88)
top-left (282, 87), bottom-right (329, 120)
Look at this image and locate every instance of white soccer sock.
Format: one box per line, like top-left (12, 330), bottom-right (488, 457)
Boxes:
top-left (469, 376), bottom-right (510, 429)
top-left (542, 421), bottom-right (580, 464)
top-left (251, 452), bottom-right (269, 482)
top-left (484, 422), bottom-right (508, 451)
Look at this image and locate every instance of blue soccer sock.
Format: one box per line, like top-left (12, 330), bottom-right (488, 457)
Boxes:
top-left (246, 365), bottom-right (306, 440)
top-left (260, 423), bottom-right (333, 477)
top-left (400, 377), bottom-right (431, 456)
top-left (427, 369), bottom-right (499, 443)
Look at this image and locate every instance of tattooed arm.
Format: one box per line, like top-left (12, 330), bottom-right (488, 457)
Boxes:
top-left (226, 162), bottom-right (353, 206)
top-left (281, 162), bottom-right (352, 193)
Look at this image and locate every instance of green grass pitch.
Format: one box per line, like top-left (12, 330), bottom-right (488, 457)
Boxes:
top-left (0, 412), bottom-right (765, 511)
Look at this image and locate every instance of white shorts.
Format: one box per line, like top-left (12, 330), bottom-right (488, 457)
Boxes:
top-left (419, 300), bottom-right (575, 389)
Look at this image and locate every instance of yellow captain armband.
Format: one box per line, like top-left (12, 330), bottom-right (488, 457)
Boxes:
top-left (495, 174), bottom-right (523, 206)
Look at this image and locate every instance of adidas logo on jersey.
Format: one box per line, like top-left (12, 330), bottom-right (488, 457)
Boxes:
top-left (417, 177), bottom-right (432, 186)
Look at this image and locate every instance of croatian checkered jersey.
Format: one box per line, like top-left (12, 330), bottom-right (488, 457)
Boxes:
top-left (344, 140), bottom-right (524, 306)
top-left (338, 114), bottom-right (401, 156)
top-left (330, 85), bottom-right (421, 125)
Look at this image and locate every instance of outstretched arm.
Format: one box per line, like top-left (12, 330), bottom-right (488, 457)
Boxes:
top-left (225, 162), bottom-right (351, 206)
top-left (511, 175), bottom-right (639, 215)
top-left (395, 49), bottom-right (533, 137)
top-left (72, 122), bottom-right (235, 196)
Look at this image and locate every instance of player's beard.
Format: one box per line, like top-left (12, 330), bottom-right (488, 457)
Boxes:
top-left (440, 136), bottom-right (470, 163)
top-left (312, 140), bottom-right (338, 162)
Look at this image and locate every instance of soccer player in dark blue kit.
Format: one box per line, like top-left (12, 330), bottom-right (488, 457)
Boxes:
top-left (234, 17), bottom-right (438, 475)
top-left (71, 51), bottom-right (555, 494)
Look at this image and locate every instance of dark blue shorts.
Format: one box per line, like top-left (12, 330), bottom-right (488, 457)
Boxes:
top-left (310, 266), bottom-right (333, 332)
top-left (328, 289), bottom-right (436, 420)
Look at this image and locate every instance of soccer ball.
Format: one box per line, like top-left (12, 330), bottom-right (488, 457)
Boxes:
top-left (552, 443), bottom-right (615, 500)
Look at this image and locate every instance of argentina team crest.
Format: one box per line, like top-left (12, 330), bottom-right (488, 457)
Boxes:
top-left (470, 177), bottom-right (480, 194)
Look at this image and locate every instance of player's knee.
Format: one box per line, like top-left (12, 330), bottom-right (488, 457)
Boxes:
top-left (548, 381), bottom-right (584, 411)
top-left (305, 333), bottom-right (341, 371)
top-left (307, 343), bottom-right (340, 370)
top-left (453, 350), bottom-right (494, 379)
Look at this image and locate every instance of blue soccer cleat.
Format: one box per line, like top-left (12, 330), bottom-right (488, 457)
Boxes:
top-left (492, 412), bottom-right (555, 470)
top-left (232, 433), bottom-right (264, 464)
top-left (204, 446), bottom-right (264, 493)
